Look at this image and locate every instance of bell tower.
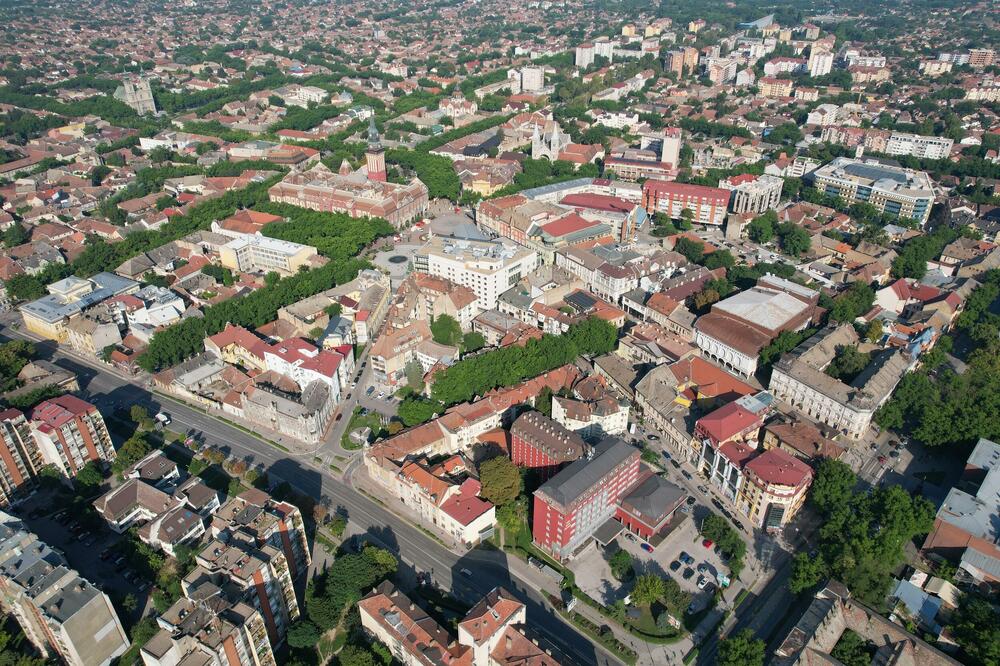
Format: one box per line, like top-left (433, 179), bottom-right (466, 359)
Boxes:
top-left (365, 117), bottom-right (386, 182)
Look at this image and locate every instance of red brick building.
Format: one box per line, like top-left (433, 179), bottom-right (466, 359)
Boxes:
top-left (642, 180), bottom-right (730, 226)
top-left (532, 439), bottom-right (640, 561)
top-left (614, 471), bottom-right (686, 541)
top-left (510, 411), bottom-right (588, 481)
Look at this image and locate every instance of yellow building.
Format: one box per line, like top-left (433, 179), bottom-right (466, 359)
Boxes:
top-left (736, 448), bottom-right (812, 531)
top-left (218, 234), bottom-right (319, 276)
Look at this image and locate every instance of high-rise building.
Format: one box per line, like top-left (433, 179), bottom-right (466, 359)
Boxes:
top-left (575, 43), bottom-right (595, 68)
top-left (532, 438), bottom-right (640, 560)
top-left (0, 409), bottom-right (44, 506)
top-left (0, 511), bottom-right (129, 666)
top-left (719, 174), bottom-right (784, 215)
top-left (28, 395), bottom-right (115, 477)
top-left (510, 411), bottom-right (589, 481)
top-left (969, 48), bottom-right (996, 69)
top-left (807, 49), bottom-right (834, 77)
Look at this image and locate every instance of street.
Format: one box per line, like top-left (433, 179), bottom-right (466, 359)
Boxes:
top-left (0, 325), bottom-right (619, 666)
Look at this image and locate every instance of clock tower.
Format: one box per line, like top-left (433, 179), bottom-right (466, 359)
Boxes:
top-left (365, 116), bottom-right (386, 182)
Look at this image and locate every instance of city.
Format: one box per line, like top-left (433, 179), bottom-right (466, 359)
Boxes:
top-left (0, 0), bottom-right (997, 665)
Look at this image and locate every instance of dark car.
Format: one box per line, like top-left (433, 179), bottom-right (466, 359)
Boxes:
top-left (669, 560), bottom-right (681, 572)
top-left (647, 434), bottom-right (659, 441)
top-left (682, 470), bottom-right (693, 480)
top-left (679, 551), bottom-right (695, 565)
top-left (682, 567), bottom-right (695, 580)
top-left (733, 520), bottom-right (746, 532)
top-left (671, 460), bottom-right (681, 469)
top-left (686, 496), bottom-right (696, 506)
top-left (711, 498), bottom-right (726, 513)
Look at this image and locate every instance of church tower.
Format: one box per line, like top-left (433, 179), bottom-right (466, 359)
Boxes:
top-left (365, 117), bottom-right (386, 182)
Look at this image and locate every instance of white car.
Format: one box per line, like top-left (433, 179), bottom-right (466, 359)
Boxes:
top-left (696, 575), bottom-right (710, 590)
top-left (377, 391), bottom-right (385, 399)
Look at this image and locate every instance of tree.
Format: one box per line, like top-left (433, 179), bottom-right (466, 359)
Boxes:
top-left (830, 282), bottom-right (875, 323)
top-left (747, 212), bottom-right (775, 243)
top-left (2, 221), bottom-right (29, 248)
top-left (404, 359), bottom-right (424, 389)
top-left (397, 396), bottom-right (443, 427)
top-left (112, 433), bottom-right (152, 474)
top-left (831, 630), bottom-right (875, 666)
top-left (609, 549), bottom-right (633, 581)
top-left (74, 461), bottom-right (105, 491)
top-left (768, 122), bottom-right (803, 146)
top-left (430, 314), bottom-right (462, 346)
top-left (338, 646), bottom-right (377, 666)
top-left (286, 620), bottom-right (322, 649)
top-left (788, 551), bottom-right (827, 594)
top-left (951, 594), bottom-right (1000, 666)
top-left (718, 629), bottom-right (765, 666)
top-left (674, 236), bottom-right (704, 263)
top-left (631, 574), bottom-right (665, 605)
top-left (864, 319), bottom-right (883, 343)
top-left (130, 405), bottom-right (150, 427)
top-left (121, 593), bottom-right (138, 614)
top-left (824, 346), bottom-right (871, 382)
top-left (462, 331), bottom-right (486, 352)
top-left (478, 456), bottom-right (521, 506)
top-left (809, 460), bottom-right (856, 515)
top-left (777, 222), bottom-right (811, 256)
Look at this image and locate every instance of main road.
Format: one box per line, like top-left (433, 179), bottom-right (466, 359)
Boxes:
top-left (0, 325), bottom-right (619, 666)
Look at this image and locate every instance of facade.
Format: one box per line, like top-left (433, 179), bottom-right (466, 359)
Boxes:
top-left (719, 174), bottom-right (783, 214)
top-left (510, 411), bottom-right (589, 480)
top-left (532, 438), bottom-right (640, 561)
top-left (113, 78), bottom-right (156, 114)
top-left (551, 395), bottom-right (628, 440)
top-left (0, 409), bottom-right (44, 506)
top-left (808, 157), bottom-right (935, 225)
top-left (140, 598), bottom-right (275, 666)
top-left (28, 395), bottom-right (116, 477)
top-left (884, 132), bottom-right (954, 160)
top-left (268, 162), bottom-right (428, 228)
top-left (0, 511), bottom-right (129, 666)
top-left (738, 448), bottom-right (812, 530)
top-left (614, 472), bottom-right (686, 541)
top-left (769, 325), bottom-right (911, 439)
top-left (642, 180), bottom-right (730, 226)
top-left (413, 237), bottom-right (539, 311)
top-left (219, 235), bottom-right (319, 276)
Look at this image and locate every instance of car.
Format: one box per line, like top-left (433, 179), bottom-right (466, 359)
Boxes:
top-left (366, 387), bottom-right (375, 396)
top-left (624, 532), bottom-right (638, 543)
top-left (698, 485), bottom-right (709, 495)
top-left (360, 361), bottom-right (367, 369)
top-left (114, 556), bottom-right (127, 567)
top-left (82, 536), bottom-right (96, 547)
top-left (137, 581), bottom-right (150, 592)
top-left (669, 560), bottom-right (681, 572)
top-left (345, 393), bottom-right (352, 401)
top-left (661, 451), bottom-right (671, 460)
top-left (647, 434), bottom-right (659, 441)
top-left (351, 381), bottom-right (357, 389)
top-left (685, 496), bottom-right (696, 506)
top-left (697, 563), bottom-right (709, 573)
top-left (682, 567), bottom-right (695, 580)
top-left (335, 413), bottom-right (343, 421)
top-left (377, 391), bottom-right (385, 399)
top-left (460, 568), bottom-right (473, 577)
top-left (702, 539), bottom-right (714, 548)
top-left (696, 575), bottom-right (710, 589)
top-left (733, 520), bottom-right (746, 532)
top-left (889, 450), bottom-right (899, 458)
top-left (682, 470), bottom-right (693, 481)
top-left (641, 543), bottom-right (654, 553)
top-left (679, 551), bottom-right (694, 565)
top-left (100, 549), bottom-right (113, 561)
top-left (671, 460), bottom-right (681, 469)
top-left (877, 455), bottom-right (888, 464)
top-left (711, 498), bottom-right (726, 512)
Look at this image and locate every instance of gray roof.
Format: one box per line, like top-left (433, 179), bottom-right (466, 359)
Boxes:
top-left (536, 438), bottom-right (636, 509)
top-left (936, 439), bottom-right (1000, 545)
top-left (19, 272), bottom-right (138, 323)
top-left (619, 473), bottom-right (685, 525)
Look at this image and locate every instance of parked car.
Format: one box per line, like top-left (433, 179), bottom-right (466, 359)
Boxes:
top-left (702, 539), bottom-right (714, 548)
top-left (685, 496), bottom-right (696, 506)
top-left (641, 543), bottom-right (654, 553)
top-left (460, 568), bottom-right (472, 577)
top-left (733, 520), bottom-right (746, 532)
top-left (669, 560), bottom-right (681, 572)
top-left (647, 434), bottom-right (659, 441)
top-left (366, 387), bottom-right (375, 396)
top-left (682, 470), bottom-right (693, 480)
top-left (679, 551), bottom-right (694, 565)
top-left (696, 575), bottom-right (710, 589)
top-left (682, 567), bottom-right (695, 580)
top-left (671, 460), bottom-right (681, 470)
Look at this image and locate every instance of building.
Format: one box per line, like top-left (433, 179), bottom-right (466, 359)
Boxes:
top-left (114, 78), bottom-right (156, 115)
top-left (359, 582), bottom-right (561, 666)
top-left (414, 237), bottom-right (539, 311)
top-left (719, 174), bottom-right (783, 214)
top-left (769, 325), bottom-right (911, 439)
top-left (268, 161), bottom-right (428, 228)
top-left (575, 43), bottom-right (595, 69)
top-left (642, 180), bottom-right (731, 226)
top-left (532, 438), bottom-right (640, 561)
top-left (774, 583), bottom-right (961, 666)
top-left (758, 77), bottom-right (794, 98)
top-left (0, 409), bottom-right (44, 506)
top-left (808, 157), bottom-right (935, 225)
top-left (694, 275), bottom-right (820, 377)
top-left (808, 49), bottom-right (834, 77)
top-left (28, 395), bottom-right (116, 477)
top-left (510, 411), bottom-right (589, 480)
top-left (219, 234), bottom-right (319, 276)
top-left (921, 438), bottom-right (1000, 585)
top-left (140, 597), bottom-right (275, 666)
top-left (552, 394), bottom-right (629, 440)
top-left (613, 471), bottom-right (686, 542)
top-left (738, 447), bottom-right (812, 530)
top-left (885, 132), bottom-right (954, 160)
top-left (19, 273), bottom-right (139, 342)
top-left (0, 511), bottom-right (129, 666)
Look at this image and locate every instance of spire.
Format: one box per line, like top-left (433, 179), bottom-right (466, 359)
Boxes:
top-left (367, 116), bottom-right (382, 150)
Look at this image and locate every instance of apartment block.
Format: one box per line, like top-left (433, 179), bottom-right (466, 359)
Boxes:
top-left (719, 174), bottom-right (783, 215)
top-left (0, 409), bottom-right (44, 506)
top-left (510, 411), bottom-right (589, 480)
top-left (28, 395), bottom-right (116, 477)
top-left (884, 132), bottom-right (954, 160)
top-left (0, 511), bottom-right (129, 666)
top-left (642, 180), bottom-right (731, 226)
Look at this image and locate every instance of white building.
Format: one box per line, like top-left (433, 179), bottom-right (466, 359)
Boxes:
top-left (809, 157), bottom-right (935, 225)
top-left (219, 234), bottom-right (319, 275)
top-left (413, 238), bottom-right (539, 311)
top-left (719, 174), bottom-right (784, 215)
top-left (552, 395), bottom-right (629, 439)
top-left (808, 50), bottom-right (834, 77)
top-left (885, 132), bottom-right (954, 160)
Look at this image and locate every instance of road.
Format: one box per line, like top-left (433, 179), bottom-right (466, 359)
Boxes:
top-left (0, 326), bottom-right (619, 666)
